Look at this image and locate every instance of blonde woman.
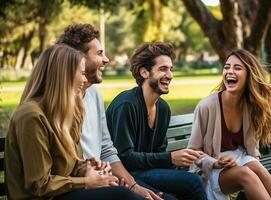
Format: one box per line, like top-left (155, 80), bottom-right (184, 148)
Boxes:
top-left (188, 49), bottom-right (271, 200)
top-left (5, 44), bottom-right (144, 200)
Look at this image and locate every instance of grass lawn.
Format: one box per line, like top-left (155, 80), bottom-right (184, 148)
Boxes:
top-left (0, 75), bottom-right (221, 134)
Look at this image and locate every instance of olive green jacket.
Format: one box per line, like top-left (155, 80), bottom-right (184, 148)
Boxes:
top-left (5, 101), bottom-right (86, 200)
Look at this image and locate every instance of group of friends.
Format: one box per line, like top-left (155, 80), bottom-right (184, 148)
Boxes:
top-left (4, 23), bottom-right (271, 200)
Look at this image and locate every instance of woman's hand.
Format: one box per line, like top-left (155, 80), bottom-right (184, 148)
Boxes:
top-left (87, 158), bottom-right (112, 173)
top-left (213, 156), bottom-right (237, 169)
top-left (84, 160), bottom-right (119, 188)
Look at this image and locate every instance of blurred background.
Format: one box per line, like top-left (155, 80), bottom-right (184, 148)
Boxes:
top-left (1, 0), bottom-right (271, 135)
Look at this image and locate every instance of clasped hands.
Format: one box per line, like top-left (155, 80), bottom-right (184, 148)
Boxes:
top-left (84, 157), bottom-right (119, 188)
top-left (84, 158), bottom-right (164, 200)
top-left (213, 156), bottom-right (237, 169)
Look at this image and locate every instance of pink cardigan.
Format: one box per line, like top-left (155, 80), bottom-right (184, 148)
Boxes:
top-left (188, 92), bottom-right (260, 179)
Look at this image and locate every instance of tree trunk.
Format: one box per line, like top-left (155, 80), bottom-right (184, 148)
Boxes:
top-left (21, 29), bottom-right (34, 68)
top-left (181, 0), bottom-right (227, 62)
top-left (14, 29), bottom-right (34, 69)
top-left (39, 19), bottom-right (47, 53)
top-left (181, 0), bottom-right (271, 64)
top-left (23, 54), bottom-right (33, 70)
top-left (14, 47), bottom-right (25, 70)
top-left (245, 0), bottom-right (271, 56)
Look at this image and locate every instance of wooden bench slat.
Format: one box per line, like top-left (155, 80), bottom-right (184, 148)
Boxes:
top-left (167, 125), bottom-right (192, 139)
top-left (167, 139), bottom-right (190, 151)
top-left (260, 155), bottom-right (271, 172)
top-left (168, 114), bottom-right (193, 128)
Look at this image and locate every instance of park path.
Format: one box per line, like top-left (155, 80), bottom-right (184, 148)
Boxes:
top-left (1, 79), bottom-right (220, 92)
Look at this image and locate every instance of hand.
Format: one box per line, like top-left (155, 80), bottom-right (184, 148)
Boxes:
top-left (132, 184), bottom-right (163, 200)
top-left (118, 177), bottom-right (129, 187)
top-left (213, 156), bottom-right (237, 169)
top-left (87, 158), bottom-right (112, 173)
top-left (171, 148), bottom-right (204, 167)
top-left (85, 160), bottom-right (119, 188)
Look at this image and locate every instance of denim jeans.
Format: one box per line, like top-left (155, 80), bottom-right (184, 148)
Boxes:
top-left (53, 186), bottom-right (144, 200)
top-left (132, 168), bottom-right (207, 200)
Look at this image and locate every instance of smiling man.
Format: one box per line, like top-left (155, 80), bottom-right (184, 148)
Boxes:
top-left (56, 24), bottom-right (163, 200)
top-left (106, 42), bottom-right (207, 200)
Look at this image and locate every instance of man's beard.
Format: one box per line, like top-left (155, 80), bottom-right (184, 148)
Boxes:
top-left (86, 68), bottom-right (102, 84)
top-left (148, 76), bottom-right (169, 95)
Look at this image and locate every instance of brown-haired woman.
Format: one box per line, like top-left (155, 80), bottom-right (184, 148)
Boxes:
top-left (189, 48), bottom-right (271, 200)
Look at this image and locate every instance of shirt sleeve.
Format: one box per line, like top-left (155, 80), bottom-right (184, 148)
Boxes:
top-left (106, 102), bottom-right (172, 171)
top-left (17, 114), bottom-right (85, 197)
top-left (99, 97), bottom-right (120, 163)
top-left (188, 104), bottom-right (217, 179)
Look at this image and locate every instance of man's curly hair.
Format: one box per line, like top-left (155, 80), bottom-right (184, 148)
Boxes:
top-left (130, 42), bottom-right (176, 86)
top-left (56, 23), bottom-right (100, 53)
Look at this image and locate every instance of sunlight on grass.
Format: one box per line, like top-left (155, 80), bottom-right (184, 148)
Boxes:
top-left (0, 75), bottom-right (221, 134)
top-left (1, 75), bottom-right (221, 112)
top-left (1, 91), bottom-right (22, 109)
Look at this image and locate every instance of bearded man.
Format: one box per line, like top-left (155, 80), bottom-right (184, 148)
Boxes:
top-left (106, 42), bottom-right (207, 200)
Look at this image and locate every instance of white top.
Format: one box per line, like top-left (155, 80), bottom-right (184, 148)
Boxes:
top-left (80, 85), bottom-right (120, 163)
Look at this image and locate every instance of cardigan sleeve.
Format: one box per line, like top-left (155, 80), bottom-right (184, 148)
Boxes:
top-left (106, 102), bottom-right (172, 171)
top-left (16, 114), bottom-right (85, 197)
top-left (188, 104), bottom-right (217, 179)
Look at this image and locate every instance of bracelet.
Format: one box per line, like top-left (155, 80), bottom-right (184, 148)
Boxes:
top-left (129, 182), bottom-right (137, 191)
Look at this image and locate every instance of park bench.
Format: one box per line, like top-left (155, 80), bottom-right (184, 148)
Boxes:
top-left (166, 113), bottom-right (271, 200)
top-left (0, 114), bottom-right (270, 199)
top-left (0, 137), bottom-right (5, 198)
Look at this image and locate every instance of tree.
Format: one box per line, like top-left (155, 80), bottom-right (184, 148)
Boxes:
top-left (36, 0), bottom-right (63, 53)
top-left (181, 0), bottom-right (271, 65)
top-left (70, 0), bottom-right (121, 53)
top-left (0, 0), bottom-right (63, 68)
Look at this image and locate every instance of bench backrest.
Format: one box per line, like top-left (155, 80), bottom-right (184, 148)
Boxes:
top-left (0, 137), bottom-right (5, 196)
top-left (166, 113), bottom-right (193, 151)
top-left (166, 114), bottom-right (271, 173)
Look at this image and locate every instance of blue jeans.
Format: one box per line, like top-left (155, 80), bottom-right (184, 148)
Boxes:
top-left (53, 186), bottom-right (144, 200)
top-left (132, 169), bottom-right (207, 200)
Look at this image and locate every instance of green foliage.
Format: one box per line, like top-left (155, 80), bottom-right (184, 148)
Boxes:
top-left (47, 1), bottom-right (99, 47)
top-left (0, 0), bottom-right (217, 69)
top-left (70, 0), bottom-right (121, 13)
top-left (105, 7), bottom-right (136, 58)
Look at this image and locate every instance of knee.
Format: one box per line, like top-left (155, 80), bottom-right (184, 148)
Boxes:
top-left (237, 166), bottom-right (258, 185)
top-left (187, 173), bottom-right (205, 187)
top-left (184, 173), bottom-right (205, 193)
top-left (251, 164), bottom-right (270, 178)
top-left (187, 174), bottom-right (206, 200)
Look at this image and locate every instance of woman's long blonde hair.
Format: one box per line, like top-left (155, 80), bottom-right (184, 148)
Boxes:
top-left (217, 49), bottom-right (271, 146)
top-left (21, 44), bottom-right (85, 157)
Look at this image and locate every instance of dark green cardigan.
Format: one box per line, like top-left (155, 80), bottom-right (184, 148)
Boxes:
top-left (106, 86), bottom-right (172, 171)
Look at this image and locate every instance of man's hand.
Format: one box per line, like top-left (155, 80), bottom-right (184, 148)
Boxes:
top-left (171, 148), bottom-right (204, 167)
top-left (132, 184), bottom-right (164, 200)
top-left (213, 156), bottom-right (237, 169)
